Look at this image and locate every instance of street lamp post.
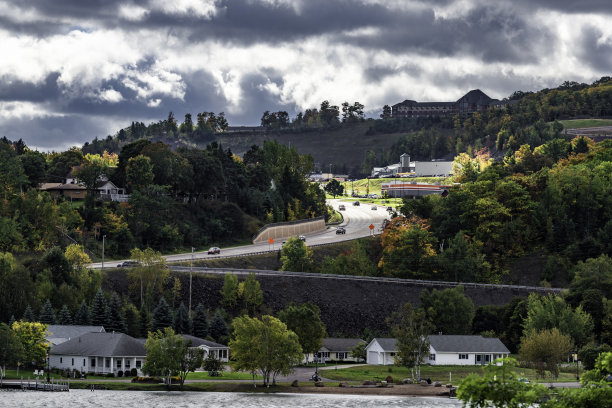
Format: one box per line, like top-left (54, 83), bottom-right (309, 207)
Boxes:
top-left (46, 347), bottom-right (50, 383)
top-left (102, 235), bottom-right (106, 271)
top-left (189, 247), bottom-right (194, 313)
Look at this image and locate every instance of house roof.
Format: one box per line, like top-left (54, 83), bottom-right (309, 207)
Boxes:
top-left (457, 89), bottom-right (492, 104)
top-left (40, 183), bottom-right (85, 191)
top-left (372, 338), bottom-right (397, 352)
top-left (428, 335), bottom-right (510, 353)
top-left (321, 338), bottom-right (365, 352)
top-left (182, 334), bottom-right (228, 349)
top-left (46, 325), bottom-right (106, 345)
top-left (50, 332), bottom-right (146, 357)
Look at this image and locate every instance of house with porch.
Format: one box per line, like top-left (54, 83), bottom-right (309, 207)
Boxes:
top-left (49, 332), bottom-right (146, 375)
top-left (314, 338), bottom-right (366, 363)
top-left (365, 335), bottom-right (510, 366)
top-left (46, 325), bottom-right (106, 346)
top-left (182, 335), bottom-right (230, 362)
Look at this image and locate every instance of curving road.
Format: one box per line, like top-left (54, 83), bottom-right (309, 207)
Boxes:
top-left (91, 199), bottom-right (391, 268)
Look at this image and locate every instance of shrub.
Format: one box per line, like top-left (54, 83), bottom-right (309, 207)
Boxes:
top-left (117, 370), bottom-right (123, 377)
top-left (130, 368), bottom-right (138, 377)
top-left (105, 373), bottom-right (115, 378)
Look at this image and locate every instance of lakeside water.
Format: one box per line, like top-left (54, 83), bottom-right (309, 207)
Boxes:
top-left (0, 390), bottom-right (462, 408)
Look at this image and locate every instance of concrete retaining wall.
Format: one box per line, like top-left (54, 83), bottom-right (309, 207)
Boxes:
top-left (253, 217), bottom-right (326, 243)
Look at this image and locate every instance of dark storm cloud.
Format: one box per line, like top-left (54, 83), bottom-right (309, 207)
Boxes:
top-left (0, 73), bottom-right (61, 102)
top-left (579, 26), bottom-right (612, 72)
top-left (514, 0), bottom-right (612, 14)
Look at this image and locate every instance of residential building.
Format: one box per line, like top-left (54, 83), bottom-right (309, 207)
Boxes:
top-left (365, 335), bottom-right (510, 366)
top-left (50, 332), bottom-right (146, 375)
top-left (46, 325), bottom-right (106, 346)
top-left (182, 335), bottom-right (230, 362)
top-left (310, 338), bottom-right (366, 363)
top-left (391, 89), bottom-right (503, 119)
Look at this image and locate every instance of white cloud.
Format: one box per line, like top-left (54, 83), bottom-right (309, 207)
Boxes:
top-left (149, 0), bottom-right (220, 19)
top-left (98, 88), bottom-right (124, 103)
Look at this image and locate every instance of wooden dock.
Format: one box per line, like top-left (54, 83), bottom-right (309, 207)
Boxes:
top-left (0, 377), bottom-right (69, 392)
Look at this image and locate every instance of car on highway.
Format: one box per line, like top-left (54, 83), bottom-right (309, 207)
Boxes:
top-left (371, 205), bottom-right (377, 210)
top-left (116, 260), bottom-right (139, 268)
top-left (299, 235), bottom-right (306, 242)
top-left (207, 247), bottom-right (221, 255)
top-left (387, 206), bottom-right (393, 212)
top-left (338, 204), bottom-right (346, 211)
top-left (353, 201), bottom-right (360, 206)
top-left (336, 227), bottom-right (346, 234)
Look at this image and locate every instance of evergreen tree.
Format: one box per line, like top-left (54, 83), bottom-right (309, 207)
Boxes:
top-left (106, 292), bottom-right (126, 333)
top-left (22, 305), bottom-right (35, 322)
top-left (39, 299), bottom-right (56, 324)
top-left (139, 303), bottom-right (152, 338)
top-left (90, 289), bottom-right (108, 326)
top-left (173, 302), bottom-right (191, 334)
top-left (192, 303), bottom-right (209, 339)
top-left (8, 315), bottom-right (15, 327)
top-left (209, 311), bottom-right (229, 344)
top-left (57, 305), bottom-right (73, 325)
top-left (152, 297), bottom-right (173, 331)
top-left (124, 303), bottom-right (141, 338)
top-left (74, 300), bottom-right (91, 325)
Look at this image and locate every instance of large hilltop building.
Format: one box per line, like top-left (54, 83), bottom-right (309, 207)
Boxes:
top-left (392, 89), bottom-right (505, 118)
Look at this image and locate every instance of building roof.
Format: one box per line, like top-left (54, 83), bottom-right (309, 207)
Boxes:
top-left (182, 334), bottom-right (228, 349)
top-left (372, 338), bottom-right (397, 352)
top-left (457, 89), bottom-right (493, 104)
top-left (428, 335), bottom-right (510, 353)
top-left (321, 338), bottom-right (365, 352)
top-left (50, 332), bottom-right (146, 357)
top-left (46, 325), bottom-right (106, 345)
top-left (40, 183), bottom-right (86, 191)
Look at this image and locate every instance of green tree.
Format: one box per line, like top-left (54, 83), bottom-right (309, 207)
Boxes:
top-left (280, 236), bottom-right (313, 272)
top-left (420, 285), bottom-right (475, 335)
top-left (173, 303), bottom-right (191, 334)
top-left (152, 297), bottom-right (173, 332)
top-left (22, 305), bottom-right (35, 322)
top-left (123, 303), bottom-right (141, 338)
top-left (238, 273), bottom-right (263, 315)
top-left (209, 311), bottom-right (228, 344)
top-left (106, 292), bottom-right (126, 333)
top-left (202, 353), bottom-right (224, 376)
top-left (11, 321), bottom-right (49, 366)
top-left (57, 305), bottom-right (72, 325)
top-left (143, 327), bottom-right (203, 389)
top-left (523, 294), bottom-right (593, 348)
top-left (0, 323), bottom-right (25, 375)
top-left (192, 304), bottom-right (208, 339)
top-left (278, 302), bottom-right (326, 364)
top-left (324, 179), bottom-right (343, 198)
top-left (128, 247), bottom-right (168, 309)
top-left (350, 342), bottom-right (367, 362)
top-left (90, 289), bottom-right (108, 326)
top-left (38, 299), bottom-right (56, 325)
top-left (126, 155), bottom-right (154, 192)
top-left (380, 104), bottom-right (392, 119)
top-left (387, 303), bottom-right (433, 381)
top-left (230, 315), bottom-right (303, 386)
top-left (519, 328), bottom-right (573, 379)
top-left (220, 274), bottom-right (239, 311)
top-left (74, 300), bottom-right (91, 325)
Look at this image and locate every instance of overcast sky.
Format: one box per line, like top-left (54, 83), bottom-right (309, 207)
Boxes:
top-left (1, 0), bottom-right (611, 151)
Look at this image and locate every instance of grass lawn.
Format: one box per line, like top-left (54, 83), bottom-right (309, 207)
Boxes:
top-left (187, 371), bottom-right (262, 380)
top-left (558, 119), bottom-right (612, 129)
top-left (320, 365), bottom-right (578, 385)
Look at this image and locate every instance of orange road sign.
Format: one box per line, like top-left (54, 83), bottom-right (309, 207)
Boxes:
top-left (369, 224), bottom-right (375, 230)
top-left (268, 238), bottom-right (274, 244)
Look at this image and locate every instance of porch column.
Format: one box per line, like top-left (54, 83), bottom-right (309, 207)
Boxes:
top-left (110, 357), bottom-right (114, 374)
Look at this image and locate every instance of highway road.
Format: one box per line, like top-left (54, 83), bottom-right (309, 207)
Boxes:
top-left (92, 199), bottom-right (391, 268)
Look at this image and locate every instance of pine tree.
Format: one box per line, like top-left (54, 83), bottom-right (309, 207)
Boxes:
top-left (151, 297), bottom-right (173, 331)
top-left (90, 289), bottom-right (108, 326)
top-left (8, 315), bottom-right (15, 327)
top-left (106, 292), bottom-right (126, 333)
top-left (74, 300), bottom-right (91, 325)
top-left (209, 311), bottom-right (228, 344)
top-left (39, 299), bottom-right (56, 324)
top-left (173, 302), bottom-right (191, 334)
top-left (57, 305), bottom-right (73, 325)
top-left (139, 304), bottom-right (151, 338)
top-left (192, 303), bottom-right (208, 339)
top-left (22, 305), bottom-right (35, 322)
top-left (124, 303), bottom-right (141, 338)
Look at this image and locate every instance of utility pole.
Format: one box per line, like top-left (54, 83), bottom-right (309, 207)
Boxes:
top-left (102, 235), bottom-right (106, 271)
top-left (189, 247), bottom-right (194, 313)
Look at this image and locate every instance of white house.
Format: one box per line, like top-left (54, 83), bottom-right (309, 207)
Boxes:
top-left (308, 338), bottom-right (365, 363)
top-left (182, 335), bottom-right (230, 362)
top-left (365, 338), bottom-right (397, 365)
top-left (50, 332), bottom-right (146, 375)
top-left (366, 335), bottom-right (510, 366)
top-left (46, 325), bottom-right (106, 346)
top-left (425, 335), bottom-right (510, 365)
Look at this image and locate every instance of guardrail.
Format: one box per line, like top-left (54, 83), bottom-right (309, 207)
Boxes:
top-left (252, 216), bottom-right (326, 243)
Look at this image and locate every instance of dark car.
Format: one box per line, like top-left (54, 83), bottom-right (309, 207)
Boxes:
top-left (207, 247), bottom-right (221, 255)
top-left (352, 201), bottom-right (360, 206)
top-left (338, 204), bottom-right (346, 211)
top-left (336, 227), bottom-right (346, 234)
top-left (117, 260), bottom-right (139, 268)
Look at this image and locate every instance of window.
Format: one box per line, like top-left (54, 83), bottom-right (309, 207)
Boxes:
top-left (429, 354), bottom-right (436, 361)
top-left (83, 359), bottom-right (85, 366)
top-left (459, 354), bottom-right (468, 360)
top-left (136, 360), bottom-right (142, 369)
top-left (60, 357), bottom-right (63, 364)
top-left (336, 352), bottom-right (348, 360)
top-left (126, 360), bottom-right (131, 369)
top-left (91, 358), bottom-right (96, 368)
top-left (117, 360), bottom-right (122, 368)
top-left (71, 358), bottom-right (74, 366)
top-left (106, 358), bottom-right (110, 368)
